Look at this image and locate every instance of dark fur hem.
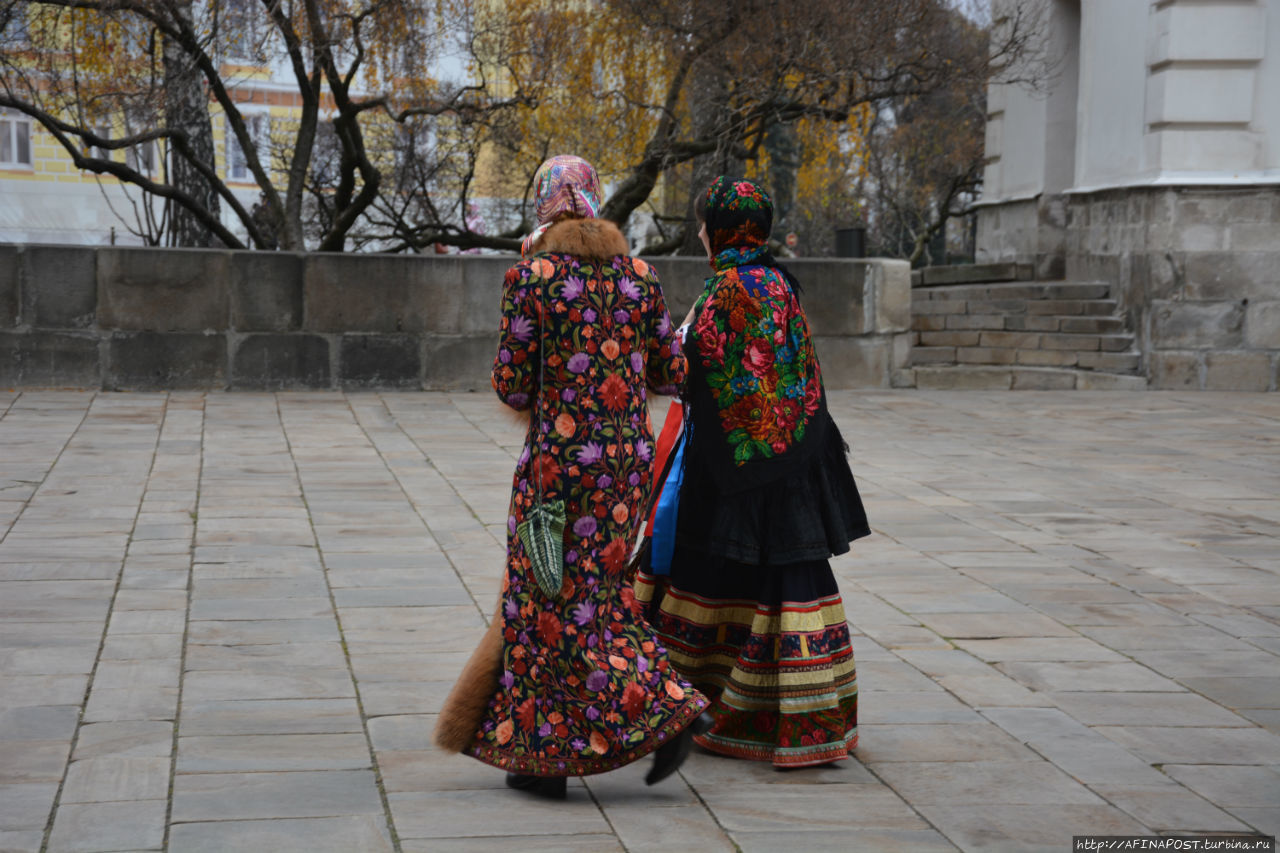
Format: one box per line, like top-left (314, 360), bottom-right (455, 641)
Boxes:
top-left (533, 217), bottom-right (629, 258)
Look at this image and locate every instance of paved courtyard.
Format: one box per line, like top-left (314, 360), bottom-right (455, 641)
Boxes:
top-left (1, 389), bottom-right (1278, 852)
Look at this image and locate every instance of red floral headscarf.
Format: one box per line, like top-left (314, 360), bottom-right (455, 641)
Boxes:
top-left (701, 177), bottom-right (774, 260)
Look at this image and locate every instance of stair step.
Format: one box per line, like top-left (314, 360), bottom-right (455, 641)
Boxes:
top-left (914, 346), bottom-right (1142, 373)
top-left (913, 281), bottom-right (1113, 302)
top-left (907, 278), bottom-right (1139, 381)
top-left (913, 326), bottom-right (1135, 348)
top-left (912, 346), bottom-right (959, 364)
top-left (1001, 314), bottom-right (1124, 332)
top-left (912, 262), bottom-right (1033, 287)
top-left (912, 366), bottom-right (1148, 391)
top-left (920, 331), bottom-right (982, 347)
top-left (914, 312), bottom-right (1126, 334)
top-left (915, 293), bottom-right (1119, 321)
top-left (1078, 351), bottom-right (1142, 371)
top-left (1057, 316), bottom-right (1126, 334)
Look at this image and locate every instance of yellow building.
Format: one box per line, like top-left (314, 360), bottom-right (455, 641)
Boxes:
top-left (0, 72), bottom-right (315, 246)
top-left (0, 0), bottom-right (324, 247)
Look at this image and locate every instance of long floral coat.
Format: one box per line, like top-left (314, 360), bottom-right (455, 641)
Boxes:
top-left (471, 221), bottom-right (708, 776)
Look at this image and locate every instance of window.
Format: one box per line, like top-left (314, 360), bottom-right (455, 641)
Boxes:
top-left (127, 139), bottom-right (156, 175)
top-left (310, 119), bottom-right (340, 187)
top-left (0, 5), bottom-right (30, 45)
top-left (88, 124), bottom-right (112, 162)
top-left (118, 110), bottom-right (163, 176)
top-left (222, 0), bottom-right (266, 62)
top-left (0, 109), bottom-right (32, 167)
top-left (226, 113), bottom-right (267, 181)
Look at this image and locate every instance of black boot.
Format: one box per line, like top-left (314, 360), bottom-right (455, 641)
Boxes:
top-left (505, 773), bottom-right (567, 799)
top-left (645, 712), bottom-right (714, 786)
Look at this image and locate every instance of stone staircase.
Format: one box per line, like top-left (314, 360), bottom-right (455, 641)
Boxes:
top-left (905, 281), bottom-right (1148, 390)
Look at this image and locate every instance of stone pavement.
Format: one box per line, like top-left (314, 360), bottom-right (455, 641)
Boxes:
top-left (1, 389), bottom-right (1278, 853)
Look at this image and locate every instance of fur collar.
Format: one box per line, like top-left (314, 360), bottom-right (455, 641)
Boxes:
top-left (533, 217), bottom-right (629, 258)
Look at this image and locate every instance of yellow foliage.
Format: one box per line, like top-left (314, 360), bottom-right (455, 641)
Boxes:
top-left (480, 0), bottom-right (676, 192)
top-left (747, 105), bottom-right (871, 222)
top-left (794, 105), bottom-right (872, 218)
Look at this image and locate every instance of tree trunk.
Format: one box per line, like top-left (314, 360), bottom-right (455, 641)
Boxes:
top-left (679, 66), bottom-right (741, 256)
top-left (162, 1), bottom-right (220, 248)
top-left (763, 119), bottom-right (800, 230)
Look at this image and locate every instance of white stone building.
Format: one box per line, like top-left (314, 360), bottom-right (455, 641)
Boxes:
top-left (978, 0), bottom-right (1280, 389)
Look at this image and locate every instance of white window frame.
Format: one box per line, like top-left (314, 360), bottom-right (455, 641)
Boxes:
top-left (127, 138), bottom-right (157, 176)
top-left (222, 0), bottom-right (267, 63)
top-left (88, 123), bottom-right (112, 162)
top-left (1, 6), bottom-right (31, 45)
top-left (0, 108), bottom-right (33, 168)
top-left (310, 117), bottom-right (341, 186)
top-left (226, 112), bottom-right (268, 182)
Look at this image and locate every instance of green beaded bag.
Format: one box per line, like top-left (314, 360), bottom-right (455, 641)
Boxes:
top-left (516, 281), bottom-right (567, 599)
top-left (518, 497), bottom-right (565, 599)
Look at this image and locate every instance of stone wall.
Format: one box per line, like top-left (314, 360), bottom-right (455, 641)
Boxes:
top-left (1065, 186), bottom-right (1280, 391)
top-left (973, 195), bottom-right (1069, 281)
top-left (0, 244), bottom-right (910, 391)
top-left (975, 185), bottom-right (1280, 390)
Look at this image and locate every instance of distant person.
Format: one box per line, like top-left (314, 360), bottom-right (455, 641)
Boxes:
top-left (250, 192), bottom-right (279, 249)
top-left (435, 155), bottom-right (710, 798)
top-left (636, 177), bottom-right (871, 768)
top-left (462, 201), bottom-right (486, 254)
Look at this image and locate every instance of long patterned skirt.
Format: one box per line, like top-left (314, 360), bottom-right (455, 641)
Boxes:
top-left (466, 482), bottom-right (709, 777)
top-left (634, 553), bottom-right (857, 768)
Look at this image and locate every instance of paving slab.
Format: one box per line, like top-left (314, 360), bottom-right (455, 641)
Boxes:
top-left (171, 769), bottom-right (385, 823)
top-left (46, 800), bottom-right (167, 852)
top-left (913, 802), bottom-right (1148, 853)
top-left (0, 782), bottom-right (58, 831)
top-left (1092, 782), bottom-right (1251, 833)
top-left (1095, 725), bottom-right (1280, 765)
top-left (60, 757), bottom-right (171, 804)
top-left (167, 816), bottom-right (394, 853)
top-left (386, 788), bottom-right (609, 839)
top-left (399, 836), bottom-right (623, 853)
top-left (71, 722), bottom-right (174, 761)
top-left (870, 759), bottom-right (1104, 806)
top-left (1162, 764), bottom-right (1280, 808)
top-left (1048, 691), bottom-right (1255, 727)
top-left (175, 734), bottom-right (372, 772)
top-left (2, 389), bottom-right (1279, 849)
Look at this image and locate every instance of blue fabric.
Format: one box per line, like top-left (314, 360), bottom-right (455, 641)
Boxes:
top-left (649, 427), bottom-right (688, 575)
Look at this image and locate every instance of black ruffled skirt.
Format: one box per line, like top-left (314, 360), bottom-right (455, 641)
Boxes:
top-left (672, 412), bottom-right (870, 567)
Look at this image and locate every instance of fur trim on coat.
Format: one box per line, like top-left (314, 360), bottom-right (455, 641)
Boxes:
top-left (434, 597), bottom-right (504, 753)
top-left (435, 217), bottom-right (631, 755)
top-left (531, 216), bottom-right (629, 258)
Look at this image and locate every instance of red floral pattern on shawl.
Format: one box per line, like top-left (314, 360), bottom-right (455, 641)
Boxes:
top-left (690, 263), bottom-right (822, 466)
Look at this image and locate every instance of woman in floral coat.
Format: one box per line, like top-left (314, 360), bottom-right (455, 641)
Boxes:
top-left (444, 156), bottom-right (708, 799)
top-left (636, 177), bottom-right (871, 768)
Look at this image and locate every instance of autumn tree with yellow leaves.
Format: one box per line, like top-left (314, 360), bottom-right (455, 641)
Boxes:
top-left (0, 0), bottom-right (1042, 252)
top-left (0, 0), bottom-right (540, 249)
top-left (485, 0), bottom-right (1043, 255)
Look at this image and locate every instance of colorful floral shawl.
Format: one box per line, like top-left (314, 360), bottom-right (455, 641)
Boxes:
top-left (686, 177), bottom-right (827, 491)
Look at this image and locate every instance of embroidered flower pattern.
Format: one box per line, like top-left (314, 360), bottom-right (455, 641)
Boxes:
top-left (481, 251), bottom-right (707, 776)
top-left (691, 263), bottom-right (822, 465)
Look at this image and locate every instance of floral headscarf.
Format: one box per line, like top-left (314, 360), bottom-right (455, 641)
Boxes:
top-left (521, 155), bottom-right (603, 257)
top-left (701, 177), bottom-right (773, 269)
